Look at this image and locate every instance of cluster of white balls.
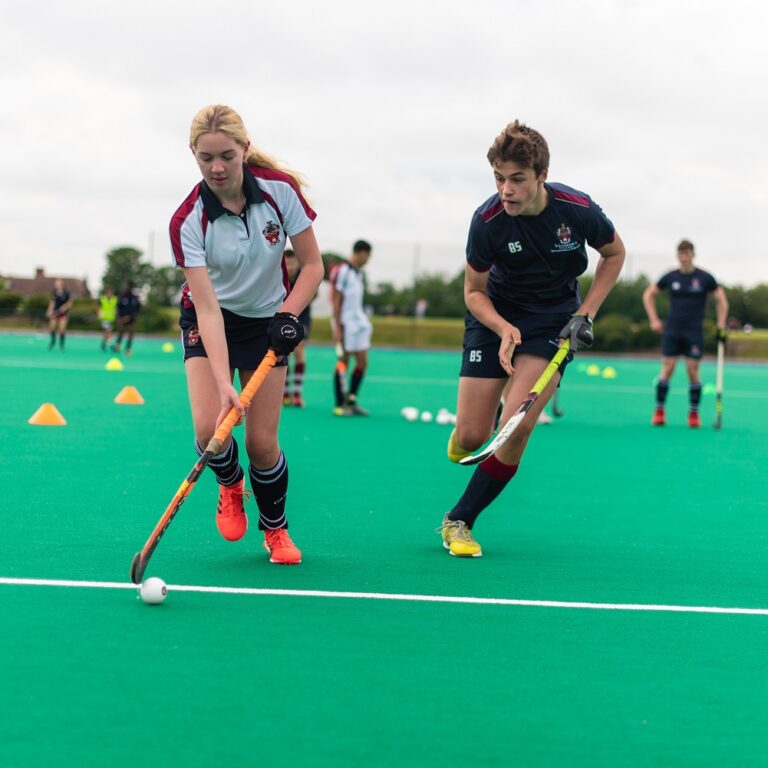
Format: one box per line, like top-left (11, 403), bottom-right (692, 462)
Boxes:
top-left (400, 406), bottom-right (456, 425)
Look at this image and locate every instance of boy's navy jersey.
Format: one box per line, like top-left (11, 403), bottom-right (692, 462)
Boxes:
top-left (51, 289), bottom-right (70, 312)
top-left (118, 293), bottom-right (141, 317)
top-left (657, 268), bottom-right (717, 329)
top-left (466, 182), bottom-right (616, 315)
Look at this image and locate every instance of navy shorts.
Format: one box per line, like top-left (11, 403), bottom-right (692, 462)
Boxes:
top-left (662, 329), bottom-right (704, 359)
top-left (460, 310), bottom-right (573, 379)
top-left (298, 307), bottom-right (311, 340)
top-left (179, 303), bottom-right (287, 371)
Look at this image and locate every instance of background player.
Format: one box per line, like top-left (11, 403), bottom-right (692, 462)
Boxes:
top-left (46, 278), bottom-right (72, 350)
top-left (282, 248), bottom-right (313, 408)
top-left (442, 120), bottom-right (625, 557)
top-left (330, 239), bottom-right (373, 416)
top-left (170, 104), bottom-right (322, 565)
top-left (113, 280), bottom-right (141, 356)
top-left (643, 239), bottom-right (729, 428)
top-left (98, 285), bottom-right (117, 351)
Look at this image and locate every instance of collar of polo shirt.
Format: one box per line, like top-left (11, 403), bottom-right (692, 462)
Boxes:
top-left (199, 164), bottom-right (266, 221)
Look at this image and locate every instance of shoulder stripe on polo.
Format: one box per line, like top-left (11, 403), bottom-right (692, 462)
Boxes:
top-left (552, 189), bottom-right (590, 207)
top-left (170, 184), bottom-right (203, 266)
top-left (260, 187), bottom-right (285, 225)
top-left (247, 165), bottom-right (317, 221)
top-left (480, 199), bottom-right (505, 223)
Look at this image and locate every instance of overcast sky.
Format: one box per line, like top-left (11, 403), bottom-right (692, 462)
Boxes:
top-left (1, 0), bottom-right (766, 293)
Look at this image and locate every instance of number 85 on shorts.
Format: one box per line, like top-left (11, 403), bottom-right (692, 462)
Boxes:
top-left (460, 344), bottom-right (505, 378)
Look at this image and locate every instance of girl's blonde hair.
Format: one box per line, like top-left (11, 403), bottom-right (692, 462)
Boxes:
top-left (189, 104), bottom-right (307, 190)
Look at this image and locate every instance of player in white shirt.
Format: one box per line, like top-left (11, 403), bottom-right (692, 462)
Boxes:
top-left (330, 240), bottom-right (373, 415)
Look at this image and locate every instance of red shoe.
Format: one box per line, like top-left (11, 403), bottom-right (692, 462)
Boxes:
top-left (688, 411), bottom-right (701, 429)
top-left (651, 407), bottom-right (666, 426)
top-left (263, 528), bottom-right (302, 564)
top-left (292, 392), bottom-right (305, 408)
top-left (216, 479), bottom-right (248, 541)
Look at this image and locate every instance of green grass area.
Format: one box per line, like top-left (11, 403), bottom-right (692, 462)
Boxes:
top-left (1, 333), bottom-right (768, 767)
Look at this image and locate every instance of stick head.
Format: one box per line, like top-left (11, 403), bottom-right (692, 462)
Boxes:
top-left (130, 552), bottom-right (145, 584)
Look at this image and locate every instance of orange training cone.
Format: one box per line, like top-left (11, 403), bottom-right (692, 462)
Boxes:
top-left (114, 386), bottom-right (145, 405)
top-left (28, 403), bottom-right (67, 426)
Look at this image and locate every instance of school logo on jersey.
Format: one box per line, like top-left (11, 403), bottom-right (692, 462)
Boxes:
top-left (262, 220), bottom-right (281, 245)
top-left (551, 223), bottom-right (580, 252)
top-left (691, 278), bottom-right (702, 291)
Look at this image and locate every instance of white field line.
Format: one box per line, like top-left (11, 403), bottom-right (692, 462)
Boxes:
top-left (1, 577), bottom-right (767, 616)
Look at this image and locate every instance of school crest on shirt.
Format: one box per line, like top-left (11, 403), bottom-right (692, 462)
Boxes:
top-left (262, 220), bottom-right (281, 246)
top-left (551, 222), bottom-right (580, 252)
top-left (691, 278), bottom-right (702, 291)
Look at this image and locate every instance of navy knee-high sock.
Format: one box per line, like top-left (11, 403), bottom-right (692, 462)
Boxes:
top-left (656, 379), bottom-right (670, 408)
top-left (448, 455), bottom-right (519, 528)
top-left (249, 452), bottom-right (289, 530)
top-left (349, 367), bottom-right (365, 398)
top-left (689, 382), bottom-right (702, 413)
top-left (195, 439), bottom-right (244, 486)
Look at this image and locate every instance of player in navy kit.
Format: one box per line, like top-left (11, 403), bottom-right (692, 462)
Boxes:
top-left (642, 240), bottom-right (728, 428)
top-left (46, 279), bottom-right (72, 350)
top-left (170, 104), bottom-right (323, 565)
top-left (112, 281), bottom-right (141, 356)
top-left (282, 248), bottom-right (312, 408)
top-left (441, 120), bottom-right (625, 557)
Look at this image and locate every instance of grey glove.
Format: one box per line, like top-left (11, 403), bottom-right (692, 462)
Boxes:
top-left (559, 313), bottom-right (593, 351)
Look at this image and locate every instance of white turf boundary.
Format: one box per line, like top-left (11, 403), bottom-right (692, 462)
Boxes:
top-left (1, 577), bottom-right (767, 616)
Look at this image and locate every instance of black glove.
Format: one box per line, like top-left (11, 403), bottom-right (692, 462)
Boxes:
top-left (268, 312), bottom-right (304, 356)
top-left (716, 328), bottom-right (728, 343)
top-left (559, 313), bottom-right (594, 351)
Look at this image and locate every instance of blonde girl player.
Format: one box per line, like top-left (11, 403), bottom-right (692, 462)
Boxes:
top-left (442, 120), bottom-right (625, 557)
top-left (46, 278), bottom-right (72, 350)
top-left (170, 104), bottom-right (323, 565)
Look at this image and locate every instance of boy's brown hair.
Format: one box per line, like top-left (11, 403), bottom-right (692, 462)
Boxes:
top-left (487, 121), bottom-right (550, 175)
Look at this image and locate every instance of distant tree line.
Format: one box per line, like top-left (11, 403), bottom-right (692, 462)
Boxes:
top-left (365, 270), bottom-right (768, 326)
top-left (2, 247), bottom-right (766, 350)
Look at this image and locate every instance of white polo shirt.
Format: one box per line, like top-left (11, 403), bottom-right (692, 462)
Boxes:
top-left (331, 261), bottom-right (368, 326)
top-left (170, 165), bottom-right (316, 318)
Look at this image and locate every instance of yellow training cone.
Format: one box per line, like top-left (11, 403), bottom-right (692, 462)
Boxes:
top-left (161, 342), bottom-right (174, 353)
top-left (586, 364), bottom-right (601, 376)
top-left (105, 357), bottom-right (124, 371)
top-left (28, 403), bottom-right (67, 426)
top-left (602, 366), bottom-right (618, 379)
top-left (114, 386), bottom-right (145, 405)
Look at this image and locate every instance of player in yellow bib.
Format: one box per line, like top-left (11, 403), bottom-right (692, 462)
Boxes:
top-left (98, 286), bottom-right (118, 351)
